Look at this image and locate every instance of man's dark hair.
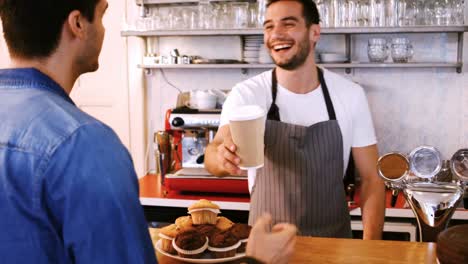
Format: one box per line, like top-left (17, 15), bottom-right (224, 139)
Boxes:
top-left (0, 0), bottom-right (99, 59)
top-left (266, 0), bottom-right (320, 27)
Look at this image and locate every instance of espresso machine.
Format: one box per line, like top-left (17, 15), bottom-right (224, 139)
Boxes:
top-left (377, 146), bottom-right (468, 242)
top-left (161, 107), bottom-right (249, 194)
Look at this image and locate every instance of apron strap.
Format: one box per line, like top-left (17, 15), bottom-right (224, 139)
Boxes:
top-left (267, 68), bottom-right (281, 121)
top-left (318, 67), bottom-right (355, 190)
top-left (317, 67), bottom-right (336, 120)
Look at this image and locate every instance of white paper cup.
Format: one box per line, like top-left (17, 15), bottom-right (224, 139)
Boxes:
top-left (229, 105), bottom-right (266, 169)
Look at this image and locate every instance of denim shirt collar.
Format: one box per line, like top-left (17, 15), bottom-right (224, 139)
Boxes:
top-left (0, 68), bottom-right (75, 106)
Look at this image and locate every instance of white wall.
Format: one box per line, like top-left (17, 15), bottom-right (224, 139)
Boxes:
top-left (71, 0), bottom-right (130, 150)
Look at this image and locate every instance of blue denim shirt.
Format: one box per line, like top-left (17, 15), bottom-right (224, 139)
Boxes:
top-left (0, 68), bottom-right (157, 263)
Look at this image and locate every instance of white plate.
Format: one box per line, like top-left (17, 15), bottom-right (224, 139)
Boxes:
top-left (243, 50), bottom-right (259, 57)
top-left (243, 47), bottom-right (261, 51)
top-left (319, 53), bottom-right (348, 63)
top-left (156, 240), bottom-right (246, 263)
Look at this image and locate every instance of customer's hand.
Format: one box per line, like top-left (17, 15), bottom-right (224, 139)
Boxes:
top-left (216, 131), bottom-right (242, 175)
top-left (246, 214), bottom-right (297, 264)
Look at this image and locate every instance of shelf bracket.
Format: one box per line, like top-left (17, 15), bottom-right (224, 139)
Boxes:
top-left (345, 34), bottom-right (351, 63)
top-left (144, 68), bottom-right (153, 75)
top-left (456, 32), bottom-right (463, 74)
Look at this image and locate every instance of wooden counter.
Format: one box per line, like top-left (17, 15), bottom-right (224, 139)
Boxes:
top-left (148, 229), bottom-right (437, 264)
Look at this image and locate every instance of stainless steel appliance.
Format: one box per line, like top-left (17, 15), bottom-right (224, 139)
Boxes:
top-left (377, 146), bottom-right (467, 242)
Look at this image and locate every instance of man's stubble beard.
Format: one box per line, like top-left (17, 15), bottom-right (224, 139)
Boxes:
top-left (271, 31), bottom-right (311, 71)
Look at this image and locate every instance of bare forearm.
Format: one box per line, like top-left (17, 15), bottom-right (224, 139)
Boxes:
top-left (360, 177), bottom-right (386, 240)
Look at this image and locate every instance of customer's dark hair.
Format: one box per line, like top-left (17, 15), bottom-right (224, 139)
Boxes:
top-left (0, 0), bottom-right (99, 58)
top-left (266, 0), bottom-right (320, 27)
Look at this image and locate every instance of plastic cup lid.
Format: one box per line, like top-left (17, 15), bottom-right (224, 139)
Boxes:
top-left (409, 146), bottom-right (442, 179)
top-left (229, 105), bottom-right (265, 121)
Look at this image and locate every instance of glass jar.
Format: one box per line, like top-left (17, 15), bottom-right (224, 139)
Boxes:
top-left (391, 37), bottom-right (414, 63)
top-left (367, 38), bottom-right (389, 62)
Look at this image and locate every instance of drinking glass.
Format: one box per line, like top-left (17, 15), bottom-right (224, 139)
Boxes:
top-left (369, 0), bottom-right (385, 27)
top-left (231, 2), bottom-right (249, 28)
top-left (358, 0), bottom-right (370, 26)
top-left (257, 0), bottom-right (267, 27)
top-left (398, 0), bottom-right (407, 26)
top-left (401, 0), bottom-right (419, 26)
top-left (198, 0), bottom-right (212, 29)
top-left (347, 0), bottom-right (359, 27)
top-left (317, 0), bottom-right (331, 27)
top-left (217, 2), bottom-right (232, 29)
top-left (368, 38), bottom-right (389, 62)
top-left (385, 0), bottom-right (398, 26)
top-left (433, 0), bottom-right (451, 25)
top-left (391, 37), bottom-right (414, 63)
top-left (451, 0), bottom-right (465, 25)
top-left (248, 2), bottom-right (259, 28)
top-left (330, 0), bottom-right (342, 27)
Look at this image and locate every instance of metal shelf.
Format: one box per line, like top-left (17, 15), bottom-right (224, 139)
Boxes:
top-left (139, 62), bottom-right (462, 69)
top-left (137, 0), bottom-right (248, 4)
top-left (122, 28), bottom-right (263, 37)
top-left (122, 26), bottom-right (468, 37)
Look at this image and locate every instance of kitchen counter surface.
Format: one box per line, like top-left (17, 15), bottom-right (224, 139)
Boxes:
top-left (148, 228), bottom-right (437, 264)
top-left (139, 174), bottom-right (468, 220)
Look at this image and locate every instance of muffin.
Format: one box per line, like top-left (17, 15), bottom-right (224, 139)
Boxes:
top-left (172, 229), bottom-right (208, 259)
top-left (208, 229), bottom-right (241, 258)
top-left (194, 224), bottom-right (218, 238)
top-left (175, 215), bottom-right (194, 231)
top-left (158, 224), bottom-right (178, 254)
top-left (188, 199), bottom-right (220, 225)
top-left (229, 223), bottom-right (252, 253)
top-left (216, 216), bottom-right (234, 231)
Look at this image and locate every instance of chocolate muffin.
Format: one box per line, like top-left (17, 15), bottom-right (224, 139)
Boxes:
top-left (208, 229), bottom-right (240, 258)
top-left (229, 223), bottom-right (252, 253)
top-left (173, 229), bottom-right (208, 258)
top-left (194, 224), bottom-right (218, 238)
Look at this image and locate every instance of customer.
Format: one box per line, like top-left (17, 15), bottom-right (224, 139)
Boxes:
top-left (205, 0), bottom-right (385, 239)
top-left (0, 0), bottom-right (296, 263)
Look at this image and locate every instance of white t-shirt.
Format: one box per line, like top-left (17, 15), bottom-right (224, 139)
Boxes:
top-left (220, 68), bottom-right (377, 175)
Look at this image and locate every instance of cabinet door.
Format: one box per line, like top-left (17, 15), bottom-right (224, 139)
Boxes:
top-left (70, 0), bottom-right (130, 149)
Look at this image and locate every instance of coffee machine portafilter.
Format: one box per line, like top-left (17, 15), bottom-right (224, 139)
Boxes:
top-left (377, 146), bottom-right (466, 242)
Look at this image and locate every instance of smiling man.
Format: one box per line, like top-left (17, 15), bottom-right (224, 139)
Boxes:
top-left (205, 0), bottom-right (386, 239)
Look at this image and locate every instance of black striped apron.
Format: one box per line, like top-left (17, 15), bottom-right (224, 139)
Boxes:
top-left (248, 67), bottom-right (352, 238)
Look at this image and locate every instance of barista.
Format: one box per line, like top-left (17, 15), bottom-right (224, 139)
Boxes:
top-left (205, 0), bottom-right (385, 239)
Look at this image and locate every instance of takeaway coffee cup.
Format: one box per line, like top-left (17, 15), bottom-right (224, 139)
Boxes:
top-left (229, 105), bottom-right (266, 169)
